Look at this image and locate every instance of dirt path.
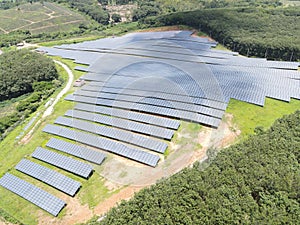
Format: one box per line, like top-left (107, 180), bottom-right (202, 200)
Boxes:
top-left (94, 186), bottom-right (142, 216)
top-left (90, 114), bottom-right (240, 222)
top-left (42, 60), bottom-right (74, 118)
top-left (20, 60), bottom-right (73, 144)
top-left (30, 20), bottom-right (86, 32)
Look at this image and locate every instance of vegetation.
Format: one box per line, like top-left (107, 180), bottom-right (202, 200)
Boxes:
top-left (0, 2), bottom-right (91, 34)
top-left (67, 0), bottom-right (110, 25)
top-left (0, 57), bottom-right (119, 224)
top-left (142, 7), bottom-right (300, 61)
top-left (132, 1), bottom-right (161, 22)
top-left (0, 50), bottom-right (58, 101)
top-left (0, 1), bottom-right (94, 47)
top-left (90, 110), bottom-right (300, 225)
top-left (111, 13), bottom-right (122, 22)
top-left (226, 98), bottom-right (300, 138)
top-left (0, 50), bottom-right (61, 139)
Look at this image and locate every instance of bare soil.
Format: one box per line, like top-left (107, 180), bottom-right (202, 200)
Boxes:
top-left (78, 113), bottom-right (240, 224)
top-left (105, 4), bottom-right (137, 22)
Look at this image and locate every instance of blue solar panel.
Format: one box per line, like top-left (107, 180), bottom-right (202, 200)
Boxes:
top-left (46, 138), bottom-right (106, 165)
top-left (0, 173), bottom-right (65, 216)
top-left (42, 124), bottom-right (160, 167)
top-left (32, 147), bottom-right (93, 179)
top-left (15, 159), bottom-right (81, 196)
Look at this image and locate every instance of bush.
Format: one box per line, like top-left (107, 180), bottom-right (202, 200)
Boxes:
top-left (0, 50), bottom-right (58, 101)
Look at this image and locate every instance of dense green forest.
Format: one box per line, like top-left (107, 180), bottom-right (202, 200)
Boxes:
top-left (0, 50), bottom-right (60, 137)
top-left (87, 110), bottom-right (300, 224)
top-left (0, 50), bottom-right (58, 101)
top-left (143, 7), bottom-right (300, 61)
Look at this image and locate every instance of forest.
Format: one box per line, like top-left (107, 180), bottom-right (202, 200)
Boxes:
top-left (87, 110), bottom-right (300, 224)
top-left (0, 50), bottom-right (60, 138)
top-left (1, 1), bottom-right (299, 62)
top-left (0, 50), bottom-right (58, 101)
top-left (143, 7), bottom-right (300, 61)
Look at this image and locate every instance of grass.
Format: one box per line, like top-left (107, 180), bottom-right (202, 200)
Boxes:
top-left (38, 22), bottom-right (140, 47)
top-left (0, 57), bottom-right (114, 224)
top-left (39, 35), bottom-right (105, 47)
top-left (0, 2), bottom-right (91, 34)
top-left (78, 173), bottom-right (120, 209)
top-left (226, 97), bottom-right (300, 138)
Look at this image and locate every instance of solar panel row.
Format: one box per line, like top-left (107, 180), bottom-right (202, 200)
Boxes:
top-left (15, 159), bottom-right (81, 196)
top-left (65, 94), bottom-right (221, 127)
top-left (73, 90), bottom-right (224, 119)
top-left (74, 103), bottom-right (180, 129)
top-left (65, 109), bottom-right (174, 140)
top-left (54, 116), bottom-right (167, 153)
top-left (0, 173), bottom-right (65, 216)
top-left (42, 124), bottom-right (160, 167)
top-left (82, 84), bottom-right (227, 110)
top-left (46, 138), bottom-right (106, 165)
top-left (32, 147), bottom-right (93, 179)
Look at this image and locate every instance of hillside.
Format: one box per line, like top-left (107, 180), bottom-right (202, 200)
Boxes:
top-left (0, 2), bottom-right (91, 35)
top-left (92, 110), bottom-right (300, 225)
top-left (144, 7), bottom-right (300, 61)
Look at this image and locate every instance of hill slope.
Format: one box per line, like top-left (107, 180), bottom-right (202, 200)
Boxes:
top-left (94, 111), bottom-right (300, 224)
top-left (145, 7), bottom-right (300, 61)
top-left (0, 2), bottom-right (91, 35)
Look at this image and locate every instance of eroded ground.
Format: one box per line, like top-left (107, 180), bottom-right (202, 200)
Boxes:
top-left (36, 113), bottom-right (240, 225)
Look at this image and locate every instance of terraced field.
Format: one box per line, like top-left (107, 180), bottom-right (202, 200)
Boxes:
top-left (0, 2), bottom-right (91, 34)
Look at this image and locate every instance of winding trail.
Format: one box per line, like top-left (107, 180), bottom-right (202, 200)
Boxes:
top-left (42, 60), bottom-right (74, 118)
top-left (20, 60), bottom-right (73, 143)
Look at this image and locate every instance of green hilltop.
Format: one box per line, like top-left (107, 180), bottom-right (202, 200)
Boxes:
top-left (0, 2), bottom-right (91, 35)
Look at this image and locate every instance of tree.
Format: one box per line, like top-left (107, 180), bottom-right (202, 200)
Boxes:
top-left (0, 50), bottom-right (58, 101)
top-left (111, 13), bottom-right (122, 23)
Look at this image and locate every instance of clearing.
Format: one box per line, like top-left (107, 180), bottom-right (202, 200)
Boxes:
top-left (0, 2), bottom-right (91, 34)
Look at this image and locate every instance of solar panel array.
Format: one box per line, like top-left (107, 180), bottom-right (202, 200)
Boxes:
top-left (32, 147), bottom-right (93, 179)
top-left (64, 109), bottom-right (174, 140)
top-left (42, 124), bottom-right (160, 167)
top-left (46, 137), bottom-right (106, 165)
top-left (15, 159), bottom-right (81, 196)
top-left (65, 94), bottom-right (221, 127)
top-left (74, 102), bottom-right (180, 129)
top-left (54, 116), bottom-right (167, 153)
top-left (36, 30), bottom-right (299, 167)
top-left (0, 173), bottom-right (65, 216)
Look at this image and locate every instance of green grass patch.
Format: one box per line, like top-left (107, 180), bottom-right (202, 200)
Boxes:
top-left (78, 172), bottom-right (118, 209)
top-left (0, 2), bottom-right (91, 34)
top-left (226, 98), bottom-right (300, 138)
top-left (0, 57), bottom-right (118, 224)
top-left (39, 35), bottom-right (105, 47)
top-left (167, 121), bottom-right (202, 156)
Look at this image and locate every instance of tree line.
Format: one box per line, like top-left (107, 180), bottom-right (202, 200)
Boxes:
top-left (86, 110), bottom-right (300, 224)
top-left (0, 50), bottom-right (60, 138)
top-left (143, 7), bottom-right (300, 61)
top-left (0, 50), bottom-right (58, 101)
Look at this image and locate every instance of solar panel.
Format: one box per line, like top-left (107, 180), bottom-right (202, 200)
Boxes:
top-left (82, 84), bottom-right (227, 110)
top-left (42, 124), bottom-right (160, 167)
top-left (74, 103), bottom-right (180, 130)
top-left (0, 173), bottom-right (65, 216)
top-left (46, 138), bottom-right (106, 165)
top-left (37, 30), bottom-right (300, 131)
top-left (65, 109), bottom-right (175, 140)
top-left (15, 159), bottom-right (81, 196)
top-left (66, 95), bottom-right (221, 127)
top-left (73, 90), bottom-right (224, 119)
top-left (54, 116), bottom-right (168, 153)
top-left (31, 147), bottom-right (93, 179)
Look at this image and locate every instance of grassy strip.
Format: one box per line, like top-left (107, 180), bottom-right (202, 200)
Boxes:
top-left (0, 58), bottom-right (114, 224)
top-left (226, 97), bottom-right (300, 138)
